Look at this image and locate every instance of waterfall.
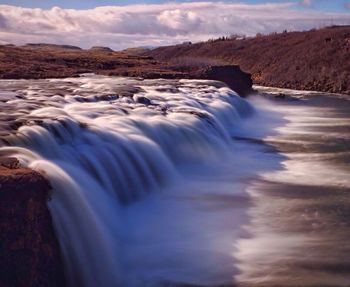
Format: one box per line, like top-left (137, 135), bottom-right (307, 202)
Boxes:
top-left (0, 75), bottom-right (254, 286)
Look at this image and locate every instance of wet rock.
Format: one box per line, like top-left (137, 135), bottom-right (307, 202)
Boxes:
top-left (0, 157), bottom-right (19, 169)
top-left (95, 94), bottom-right (119, 101)
top-left (275, 93), bottom-right (286, 99)
top-left (196, 65), bottom-right (253, 96)
top-left (73, 94), bottom-right (119, 103)
top-left (135, 96), bottom-right (152, 105)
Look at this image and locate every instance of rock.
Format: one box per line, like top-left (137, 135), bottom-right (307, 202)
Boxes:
top-left (196, 65), bottom-right (253, 96)
top-left (0, 159), bottom-right (66, 287)
top-left (135, 96), bottom-right (152, 105)
top-left (274, 93), bottom-right (286, 99)
top-left (95, 94), bottom-right (119, 101)
top-left (0, 157), bottom-right (19, 169)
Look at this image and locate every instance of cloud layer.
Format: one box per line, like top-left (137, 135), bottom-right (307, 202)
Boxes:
top-left (0, 2), bottom-right (349, 49)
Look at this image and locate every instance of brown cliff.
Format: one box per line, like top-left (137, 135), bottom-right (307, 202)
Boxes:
top-left (0, 158), bottom-right (65, 287)
top-left (193, 65), bottom-right (253, 96)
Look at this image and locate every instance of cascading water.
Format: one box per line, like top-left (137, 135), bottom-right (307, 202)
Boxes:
top-left (0, 75), bottom-right (259, 287)
top-left (3, 76), bottom-right (350, 287)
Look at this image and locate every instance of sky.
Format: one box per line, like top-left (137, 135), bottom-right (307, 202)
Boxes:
top-left (2, 0), bottom-right (350, 11)
top-left (0, 0), bottom-right (349, 50)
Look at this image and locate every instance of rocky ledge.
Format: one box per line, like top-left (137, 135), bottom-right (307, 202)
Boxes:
top-left (195, 65), bottom-right (253, 96)
top-left (0, 158), bottom-right (65, 287)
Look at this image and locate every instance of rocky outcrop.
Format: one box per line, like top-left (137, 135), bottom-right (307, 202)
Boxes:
top-left (112, 64), bottom-right (253, 96)
top-left (195, 65), bottom-right (253, 96)
top-left (0, 158), bottom-right (65, 287)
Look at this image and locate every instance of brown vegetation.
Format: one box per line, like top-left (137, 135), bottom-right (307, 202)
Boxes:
top-left (147, 26), bottom-right (350, 95)
top-left (0, 43), bottom-right (253, 96)
top-left (1, 26), bottom-right (349, 94)
top-left (0, 43), bottom-right (170, 79)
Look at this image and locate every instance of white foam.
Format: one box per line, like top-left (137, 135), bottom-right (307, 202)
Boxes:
top-left (0, 76), bottom-right (268, 286)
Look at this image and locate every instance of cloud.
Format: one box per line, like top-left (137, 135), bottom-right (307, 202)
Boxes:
top-left (0, 2), bottom-right (349, 50)
top-left (300, 0), bottom-right (312, 6)
top-left (0, 12), bottom-right (7, 28)
top-left (157, 9), bottom-right (202, 31)
top-left (345, 2), bottom-right (350, 9)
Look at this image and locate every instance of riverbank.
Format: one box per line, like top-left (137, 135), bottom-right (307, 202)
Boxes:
top-left (147, 26), bottom-right (350, 95)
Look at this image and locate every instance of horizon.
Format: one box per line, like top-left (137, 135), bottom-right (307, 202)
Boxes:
top-left (2, 0), bottom-right (350, 11)
top-left (2, 25), bottom-right (349, 51)
top-left (0, 1), bottom-right (350, 49)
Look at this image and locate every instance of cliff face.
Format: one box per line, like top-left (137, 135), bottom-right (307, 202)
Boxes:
top-left (195, 65), bottom-right (253, 96)
top-left (0, 158), bottom-right (65, 287)
top-left (147, 26), bottom-right (350, 95)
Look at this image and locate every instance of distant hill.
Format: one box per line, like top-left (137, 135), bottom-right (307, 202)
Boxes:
top-left (0, 44), bottom-right (161, 79)
top-left (23, 43), bottom-right (82, 51)
top-left (121, 47), bottom-right (151, 56)
top-left (147, 26), bottom-right (350, 95)
top-left (89, 46), bottom-right (114, 52)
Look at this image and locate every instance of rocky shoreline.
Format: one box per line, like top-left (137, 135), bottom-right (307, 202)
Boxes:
top-left (0, 158), bottom-right (66, 287)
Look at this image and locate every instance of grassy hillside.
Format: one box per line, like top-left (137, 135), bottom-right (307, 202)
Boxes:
top-left (147, 26), bottom-right (350, 95)
top-left (0, 44), bottom-right (168, 79)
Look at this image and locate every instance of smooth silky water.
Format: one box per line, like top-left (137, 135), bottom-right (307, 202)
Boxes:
top-left (0, 76), bottom-right (349, 287)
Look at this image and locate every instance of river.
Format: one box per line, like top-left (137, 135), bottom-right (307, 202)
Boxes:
top-left (0, 76), bottom-right (349, 286)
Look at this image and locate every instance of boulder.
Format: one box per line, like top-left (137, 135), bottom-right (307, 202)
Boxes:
top-left (135, 96), bottom-right (152, 105)
top-left (196, 65), bottom-right (253, 96)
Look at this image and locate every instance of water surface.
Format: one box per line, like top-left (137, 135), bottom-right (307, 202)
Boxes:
top-left (0, 77), bottom-right (349, 286)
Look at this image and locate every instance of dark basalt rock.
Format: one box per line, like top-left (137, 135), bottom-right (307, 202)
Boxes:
top-left (136, 96), bottom-right (152, 105)
top-left (196, 65), bottom-right (253, 97)
top-left (0, 158), bottom-right (66, 287)
top-left (275, 93), bottom-right (286, 99)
